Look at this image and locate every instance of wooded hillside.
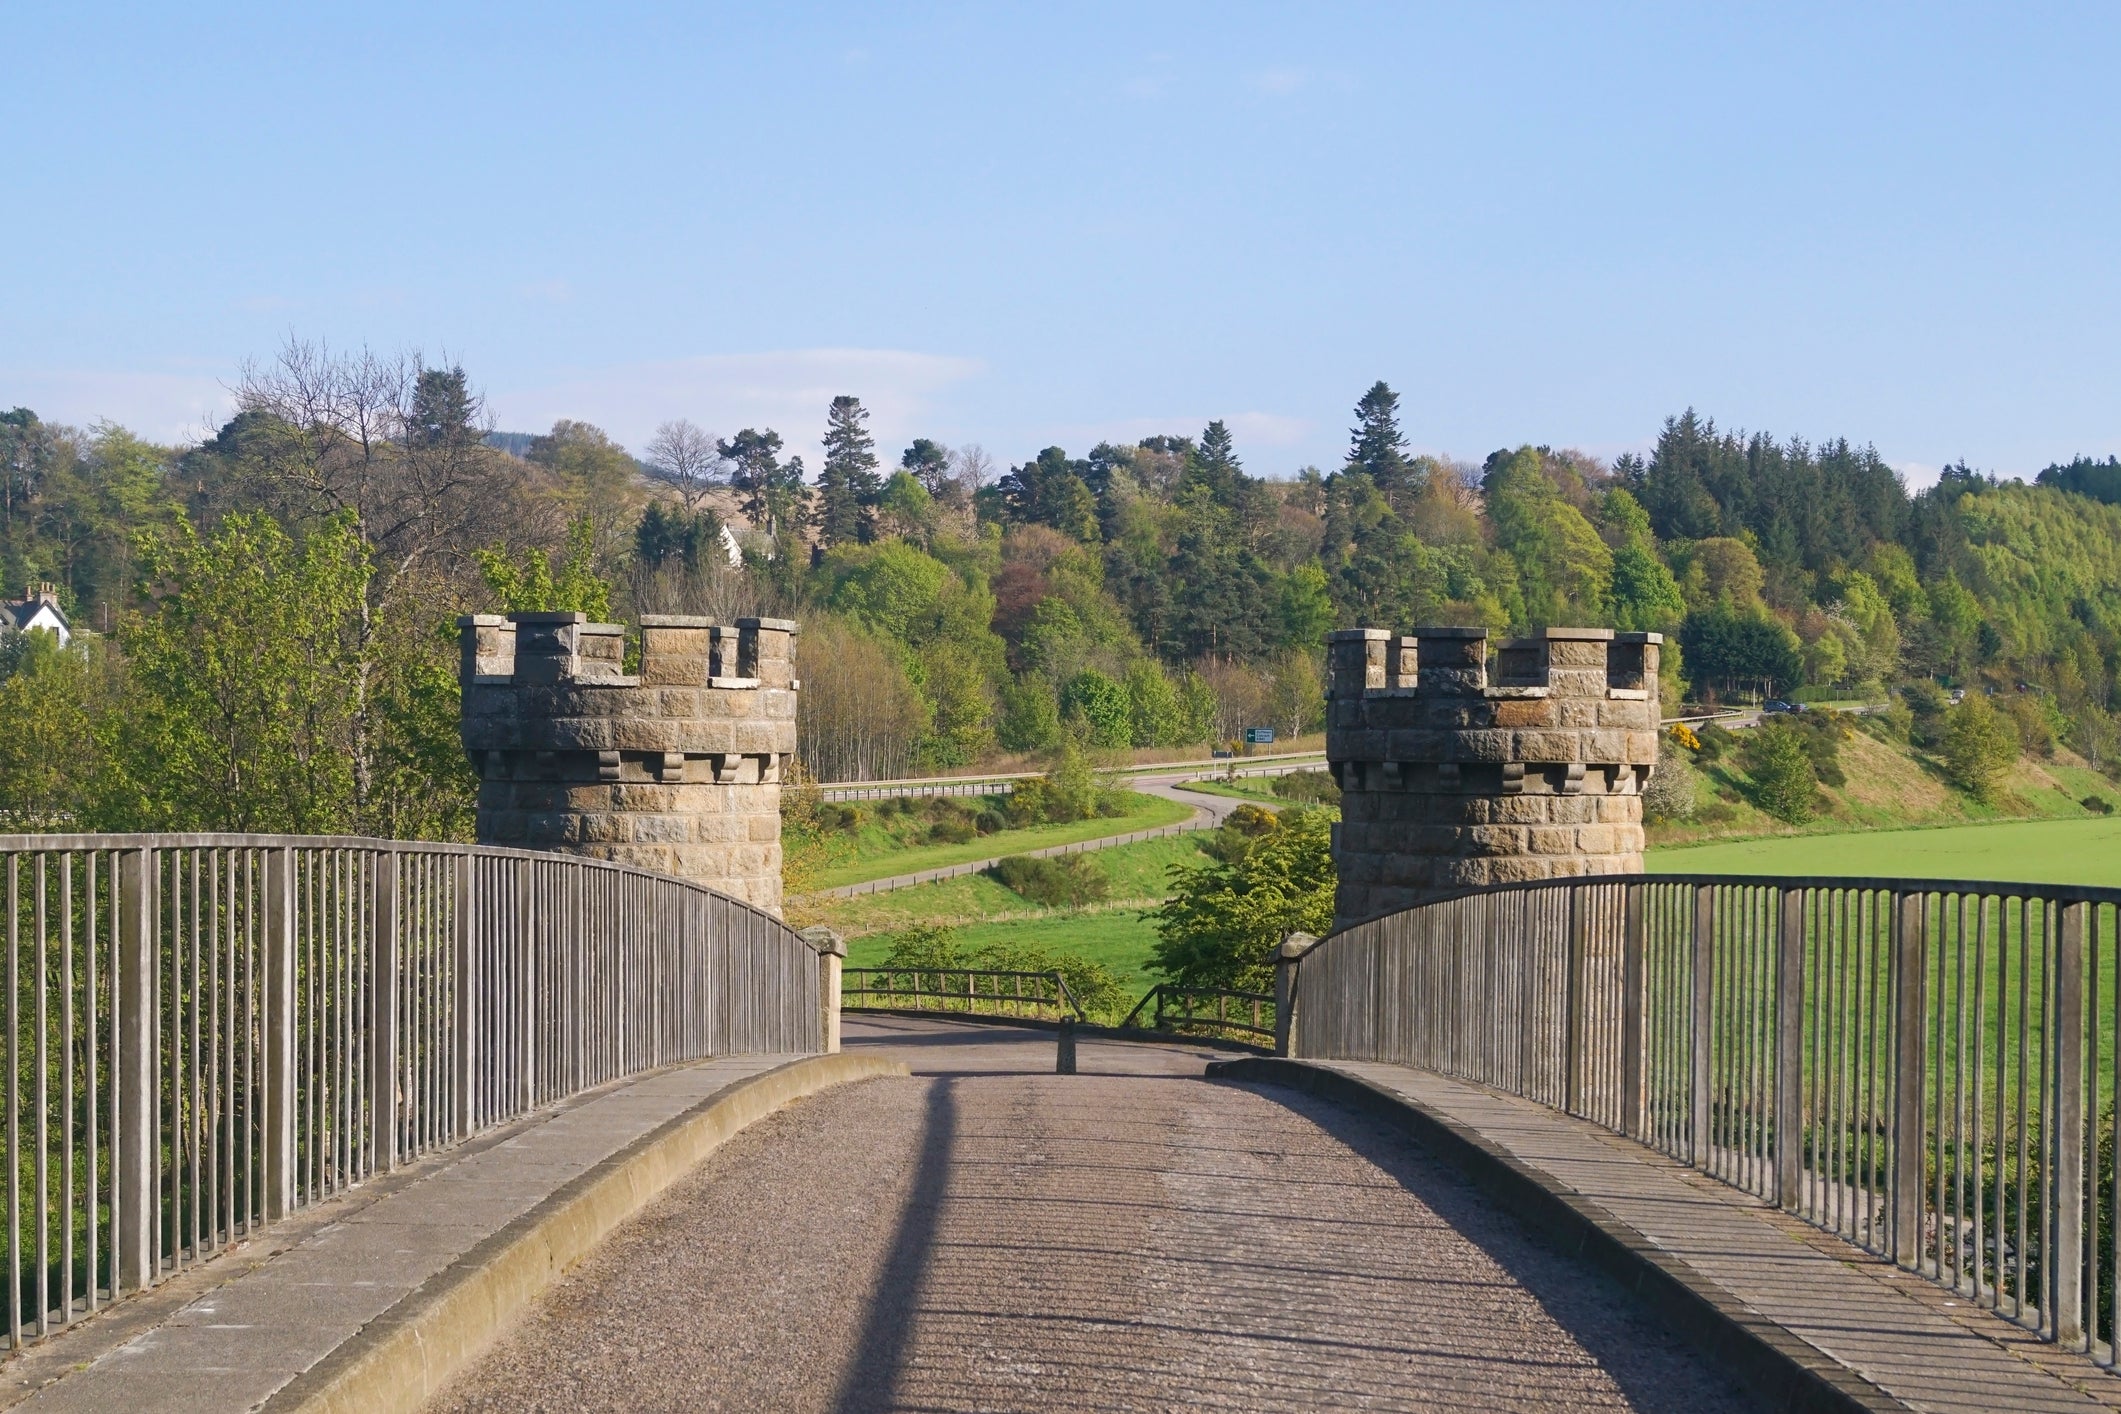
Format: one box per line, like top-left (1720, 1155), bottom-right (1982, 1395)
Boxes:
top-left (2, 345), bottom-right (2116, 837)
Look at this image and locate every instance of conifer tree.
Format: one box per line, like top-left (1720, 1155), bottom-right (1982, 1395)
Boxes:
top-left (1346, 380), bottom-right (1418, 495)
top-left (718, 428), bottom-right (807, 538)
top-left (900, 437), bottom-right (953, 496)
top-left (815, 395), bottom-right (881, 547)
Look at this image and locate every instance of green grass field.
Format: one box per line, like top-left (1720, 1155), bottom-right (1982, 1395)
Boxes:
top-left (807, 791), bottom-right (1193, 889)
top-left (1648, 817), bottom-right (2121, 887)
top-left (846, 910), bottom-right (1169, 998)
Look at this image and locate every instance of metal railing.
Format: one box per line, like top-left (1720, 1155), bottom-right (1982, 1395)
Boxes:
top-left (0, 833), bottom-right (827, 1351)
top-left (1122, 983), bottom-right (1277, 1046)
top-left (842, 967), bottom-right (1084, 1021)
top-left (1288, 874), bottom-right (2121, 1363)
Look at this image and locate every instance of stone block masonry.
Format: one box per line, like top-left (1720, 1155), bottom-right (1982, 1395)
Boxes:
top-left (1325, 625), bottom-right (1661, 931)
top-left (459, 612), bottom-right (799, 915)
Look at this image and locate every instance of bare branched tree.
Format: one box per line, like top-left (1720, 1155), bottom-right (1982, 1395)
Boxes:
top-left (644, 418), bottom-right (724, 512)
top-left (228, 337), bottom-right (529, 824)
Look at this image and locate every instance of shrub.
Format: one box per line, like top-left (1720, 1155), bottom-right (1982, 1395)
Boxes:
top-left (1783, 710), bottom-right (1849, 787)
top-left (1643, 741), bottom-right (1698, 824)
top-left (1743, 722), bottom-right (1819, 824)
top-left (1943, 694), bottom-right (2019, 803)
top-left (1902, 681), bottom-right (1950, 750)
top-left (1694, 722), bottom-right (1733, 764)
top-left (2083, 795), bottom-right (2115, 816)
top-left (1149, 807), bottom-right (1336, 992)
top-left (1868, 700), bottom-right (1914, 743)
top-left (926, 818), bottom-right (976, 844)
top-left (1201, 803), bottom-right (1282, 863)
top-left (988, 853), bottom-right (1111, 908)
top-left (1269, 769), bottom-right (1340, 805)
top-left (1005, 743), bottom-right (1102, 825)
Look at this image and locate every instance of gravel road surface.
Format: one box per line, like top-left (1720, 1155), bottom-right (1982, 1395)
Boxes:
top-left (431, 1018), bottom-right (1757, 1413)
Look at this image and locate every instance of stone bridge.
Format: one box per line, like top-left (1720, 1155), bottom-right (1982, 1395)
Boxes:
top-left (3, 621), bottom-right (2117, 1411)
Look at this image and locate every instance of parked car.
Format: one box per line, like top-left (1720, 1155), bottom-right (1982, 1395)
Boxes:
top-left (1762, 699), bottom-right (1800, 714)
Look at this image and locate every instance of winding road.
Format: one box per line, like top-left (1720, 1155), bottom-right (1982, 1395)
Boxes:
top-left (434, 1018), bottom-right (1759, 1413)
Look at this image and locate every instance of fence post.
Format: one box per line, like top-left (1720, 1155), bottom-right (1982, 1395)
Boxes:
top-left (1621, 881), bottom-right (1647, 1140)
top-left (1890, 890), bottom-right (1927, 1269)
top-left (262, 847), bottom-right (297, 1221)
top-left (799, 926), bottom-right (845, 1054)
top-left (2054, 899), bottom-right (2087, 1346)
top-left (370, 848), bottom-right (400, 1175)
top-left (518, 860), bottom-right (537, 1113)
top-left (1689, 884), bottom-right (1713, 1167)
top-left (1276, 933), bottom-right (1315, 1058)
top-left (114, 847), bottom-right (156, 1294)
top-left (1775, 885), bottom-right (1805, 1211)
top-left (453, 852), bottom-right (476, 1139)
top-left (1565, 885), bottom-right (1589, 1116)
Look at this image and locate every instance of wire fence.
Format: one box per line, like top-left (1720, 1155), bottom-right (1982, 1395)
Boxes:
top-left (0, 834), bottom-right (827, 1350)
top-left (1290, 875), bottom-right (2121, 1363)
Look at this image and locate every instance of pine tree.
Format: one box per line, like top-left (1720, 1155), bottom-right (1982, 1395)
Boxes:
top-left (900, 438), bottom-right (952, 495)
top-left (1346, 381), bottom-right (1418, 495)
top-left (815, 395), bottom-right (881, 547)
top-left (718, 428), bottom-right (807, 537)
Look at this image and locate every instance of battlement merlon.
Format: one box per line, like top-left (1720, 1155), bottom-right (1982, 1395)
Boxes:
top-left (1325, 626), bottom-right (1663, 776)
top-left (456, 613), bottom-right (799, 690)
top-left (457, 612), bottom-right (799, 764)
top-left (1326, 626), bottom-right (1660, 702)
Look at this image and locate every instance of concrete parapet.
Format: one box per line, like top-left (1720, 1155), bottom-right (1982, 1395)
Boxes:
top-left (1326, 625), bottom-right (1660, 930)
top-left (459, 612), bottom-right (800, 913)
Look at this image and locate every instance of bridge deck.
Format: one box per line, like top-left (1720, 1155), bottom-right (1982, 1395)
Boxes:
top-left (1267, 1059), bottom-right (2119, 1414)
top-left (437, 1017), bottom-right (1762, 1412)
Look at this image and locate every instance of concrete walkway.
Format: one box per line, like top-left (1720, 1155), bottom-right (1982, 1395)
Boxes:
top-left (1251, 1058), bottom-right (2120, 1414)
top-left (435, 1017), bottom-right (1761, 1412)
top-left (7, 1054), bottom-right (841, 1414)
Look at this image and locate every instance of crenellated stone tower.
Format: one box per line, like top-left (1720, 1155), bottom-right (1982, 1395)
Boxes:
top-left (1325, 625), bottom-right (1661, 931)
top-left (458, 612), bottom-right (799, 915)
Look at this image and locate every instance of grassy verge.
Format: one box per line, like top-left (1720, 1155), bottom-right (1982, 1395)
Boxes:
top-left (1649, 726), bottom-right (2120, 851)
top-left (1648, 815), bottom-right (2121, 887)
top-left (846, 911), bottom-right (1169, 998)
top-left (803, 832), bottom-right (1210, 993)
top-left (801, 834), bottom-right (1208, 932)
top-left (1177, 780), bottom-right (1284, 804)
top-left (806, 792), bottom-right (1194, 890)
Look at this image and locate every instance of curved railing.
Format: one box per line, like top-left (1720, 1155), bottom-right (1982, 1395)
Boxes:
top-left (842, 966), bottom-right (1083, 1021)
top-left (1286, 873), bottom-right (2121, 1364)
top-left (0, 834), bottom-right (828, 1349)
top-left (1122, 983), bottom-right (1277, 1047)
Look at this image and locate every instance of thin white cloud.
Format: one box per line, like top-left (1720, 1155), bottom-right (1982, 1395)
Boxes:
top-left (1890, 459), bottom-right (1942, 489)
top-left (489, 348), bottom-right (985, 468)
top-left (1228, 411), bottom-right (1309, 447)
top-left (1253, 67), bottom-right (1310, 95)
top-left (0, 369), bottom-right (233, 444)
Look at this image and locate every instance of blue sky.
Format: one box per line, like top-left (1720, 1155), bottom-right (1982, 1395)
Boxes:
top-left (6, 4), bottom-right (2118, 484)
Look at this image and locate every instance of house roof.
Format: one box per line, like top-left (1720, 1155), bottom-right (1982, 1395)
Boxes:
top-left (4, 590), bottom-right (69, 634)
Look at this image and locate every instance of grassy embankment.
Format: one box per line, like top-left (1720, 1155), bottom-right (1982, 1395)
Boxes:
top-left (806, 832), bottom-right (1209, 995)
top-left (802, 791), bottom-right (1193, 892)
top-left (1652, 719), bottom-right (2117, 849)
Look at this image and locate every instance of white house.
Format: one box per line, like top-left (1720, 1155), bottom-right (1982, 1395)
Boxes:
top-left (3, 585), bottom-right (70, 647)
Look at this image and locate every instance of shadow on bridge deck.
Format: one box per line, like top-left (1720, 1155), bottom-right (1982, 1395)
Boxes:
top-left (432, 1016), bottom-right (1761, 1413)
